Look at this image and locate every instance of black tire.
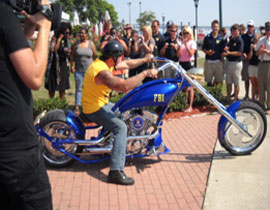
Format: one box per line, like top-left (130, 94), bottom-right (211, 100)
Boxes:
top-left (38, 109), bottom-right (81, 168)
top-left (223, 101), bottom-right (267, 155)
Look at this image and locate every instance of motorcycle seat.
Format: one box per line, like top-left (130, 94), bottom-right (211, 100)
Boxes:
top-left (79, 112), bottom-right (100, 127)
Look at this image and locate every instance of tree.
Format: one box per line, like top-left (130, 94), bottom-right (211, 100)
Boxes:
top-left (55, 0), bottom-right (119, 26)
top-left (136, 11), bottom-right (156, 29)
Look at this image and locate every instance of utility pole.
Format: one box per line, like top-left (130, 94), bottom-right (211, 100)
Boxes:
top-left (219, 0), bottom-right (223, 28)
top-left (127, 2), bottom-right (132, 24)
top-left (139, 2), bottom-right (142, 19)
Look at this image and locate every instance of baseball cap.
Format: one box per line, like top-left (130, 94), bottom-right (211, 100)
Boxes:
top-left (166, 20), bottom-right (174, 28)
top-left (247, 20), bottom-right (255, 27)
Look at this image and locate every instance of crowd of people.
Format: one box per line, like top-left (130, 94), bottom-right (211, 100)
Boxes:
top-left (203, 19), bottom-right (270, 114)
top-left (45, 18), bottom-right (270, 114)
top-left (1, 0), bottom-right (270, 202)
top-left (45, 20), bottom-right (199, 112)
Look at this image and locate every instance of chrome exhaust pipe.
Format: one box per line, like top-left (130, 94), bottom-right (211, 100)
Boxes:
top-left (127, 129), bottom-right (159, 141)
top-left (76, 137), bottom-right (105, 145)
top-left (79, 145), bottom-right (112, 155)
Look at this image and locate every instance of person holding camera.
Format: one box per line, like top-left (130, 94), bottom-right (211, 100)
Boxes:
top-left (127, 30), bottom-right (141, 77)
top-left (0, 0), bottom-right (53, 209)
top-left (161, 24), bottom-right (179, 62)
top-left (177, 25), bottom-right (197, 113)
top-left (53, 22), bottom-right (72, 99)
top-left (122, 24), bottom-right (133, 52)
top-left (101, 27), bottom-right (128, 78)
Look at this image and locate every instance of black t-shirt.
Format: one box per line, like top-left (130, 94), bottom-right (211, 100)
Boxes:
top-left (249, 49), bottom-right (260, 66)
top-left (163, 31), bottom-right (170, 40)
top-left (129, 41), bottom-right (140, 59)
top-left (122, 35), bottom-right (131, 49)
top-left (0, 3), bottom-right (37, 151)
top-left (227, 36), bottom-right (244, 62)
top-left (241, 33), bottom-right (254, 55)
top-left (164, 37), bottom-right (178, 62)
top-left (153, 32), bottom-right (165, 56)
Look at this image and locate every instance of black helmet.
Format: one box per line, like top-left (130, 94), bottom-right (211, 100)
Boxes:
top-left (102, 40), bottom-right (124, 58)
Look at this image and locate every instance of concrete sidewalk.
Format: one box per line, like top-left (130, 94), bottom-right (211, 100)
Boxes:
top-left (203, 74), bottom-right (270, 210)
top-left (203, 114), bottom-right (270, 210)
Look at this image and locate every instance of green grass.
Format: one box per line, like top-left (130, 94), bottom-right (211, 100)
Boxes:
top-left (32, 73), bottom-right (76, 106)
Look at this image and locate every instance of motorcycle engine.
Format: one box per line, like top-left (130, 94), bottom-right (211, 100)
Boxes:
top-left (120, 109), bottom-right (158, 154)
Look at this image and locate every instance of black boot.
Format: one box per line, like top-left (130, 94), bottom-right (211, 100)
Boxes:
top-left (108, 170), bottom-right (135, 185)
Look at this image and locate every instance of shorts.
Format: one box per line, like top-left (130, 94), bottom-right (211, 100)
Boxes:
top-left (204, 60), bottom-right (224, 83)
top-left (226, 61), bottom-right (242, 86)
top-left (241, 60), bottom-right (249, 81)
top-left (0, 146), bottom-right (52, 210)
top-left (248, 65), bottom-right (258, 78)
top-left (179, 61), bottom-right (193, 71)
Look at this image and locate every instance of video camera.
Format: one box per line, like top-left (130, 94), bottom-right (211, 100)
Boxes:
top-left (6, 0), bottom-right (62, 30)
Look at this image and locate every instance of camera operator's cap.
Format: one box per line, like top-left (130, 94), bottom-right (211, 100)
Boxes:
top-left (247, 20), bottom-right (255, 27)
top-left (166, 20), bottom-right (174, 28)
top-left (265, 21), bottom-right (270, 31)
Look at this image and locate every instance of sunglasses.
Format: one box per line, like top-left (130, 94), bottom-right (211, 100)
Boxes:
top-left (171, 30), bottom-right (177, 33)
top-left (183, 32), bottom-right (189, 35)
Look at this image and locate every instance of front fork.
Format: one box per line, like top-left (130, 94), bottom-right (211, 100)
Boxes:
top-left (168, 62), bottom-right (252, 138)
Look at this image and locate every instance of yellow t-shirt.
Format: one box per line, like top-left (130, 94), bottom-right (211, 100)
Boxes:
top-left (82, 59), bottom-right (113, 114)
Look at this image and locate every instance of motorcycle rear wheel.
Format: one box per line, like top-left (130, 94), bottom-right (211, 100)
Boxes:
top-left (222, 101), bottom-right (267, 155)
top-left (38, 110), bottom-right (80, 168)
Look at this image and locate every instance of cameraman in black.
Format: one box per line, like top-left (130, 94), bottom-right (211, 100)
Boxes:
top-left (0, 0), bottom-right (53, 209)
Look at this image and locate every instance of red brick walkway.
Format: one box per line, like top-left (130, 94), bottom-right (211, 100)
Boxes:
top-left (47, 114), bottom-right (219, 210)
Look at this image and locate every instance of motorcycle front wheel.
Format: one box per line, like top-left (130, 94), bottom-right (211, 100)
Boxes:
top-left (38, 110), bottom-right (81, 168)
top-left (222, 101), bottom-right (267, 155)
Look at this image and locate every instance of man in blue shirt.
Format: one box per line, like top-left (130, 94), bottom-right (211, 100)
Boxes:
top-left (203, 20), bottom-right (225, 86)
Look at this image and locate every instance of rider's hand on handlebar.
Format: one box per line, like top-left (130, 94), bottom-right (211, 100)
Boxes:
top-left (144, 53), bottom-right (153, 63)
top-left (145, 69), bottom-right (158, 78)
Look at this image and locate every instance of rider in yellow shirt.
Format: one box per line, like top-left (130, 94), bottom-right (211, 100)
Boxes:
top-left (81, 40), bottom-right (158, 185)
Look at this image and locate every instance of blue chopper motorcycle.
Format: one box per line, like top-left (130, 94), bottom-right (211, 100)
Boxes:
top-left (35, 58), bottom-right (267, 168)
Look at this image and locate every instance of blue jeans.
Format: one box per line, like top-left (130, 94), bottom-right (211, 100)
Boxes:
top-left (75, 71), bottom-right (85, 106)
top-left (82, 103), bottom-right (128, 171)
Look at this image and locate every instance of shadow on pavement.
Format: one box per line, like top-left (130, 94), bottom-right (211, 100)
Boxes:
top-left (212, 150), bottom-right (236, 160)
top-left (46, 156), bottom-right (162, 183)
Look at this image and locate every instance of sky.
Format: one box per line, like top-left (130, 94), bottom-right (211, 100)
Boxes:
top-left (106, 0), bottom-right (269, 28)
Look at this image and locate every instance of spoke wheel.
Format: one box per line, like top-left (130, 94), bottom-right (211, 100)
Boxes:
top-left (223, 101), bottom-right (267, 155)
top-left (38, 110), bottom-right (81, 168)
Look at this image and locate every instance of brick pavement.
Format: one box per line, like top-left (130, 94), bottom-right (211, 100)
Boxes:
top-left (47, 114), bottom-right (220, 210)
